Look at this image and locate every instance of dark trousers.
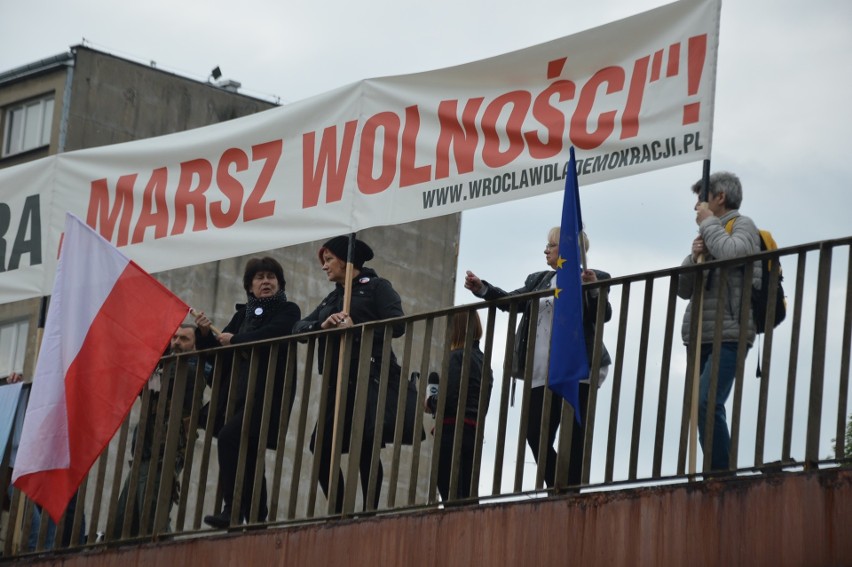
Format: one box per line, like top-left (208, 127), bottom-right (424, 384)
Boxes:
top-left (315, 432), bottom-right (383, 513)
top-left (217, 409), bottom-right (268, 522)
top-left (313, 369), bottom-right (384, 513)
top-left (526, 385), bottom-right (563, 487)
top-left (567, 383), bottom-right (591, 487)
top-left (436, 421), bottom-right (476, 501)
top-left (113, 458), bottom-right (169, 538)
top-left (526, 383), bottom-right (590, 488)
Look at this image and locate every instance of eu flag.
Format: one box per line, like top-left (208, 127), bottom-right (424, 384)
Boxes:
top-left (547, 146), bottom-right (588, 421)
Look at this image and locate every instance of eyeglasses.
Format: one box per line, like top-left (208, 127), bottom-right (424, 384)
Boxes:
top-left (545, 242), bottom-right (558, 249)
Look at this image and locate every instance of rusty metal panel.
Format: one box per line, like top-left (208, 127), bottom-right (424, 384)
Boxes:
top-left (16, 469), bottom-right (852, 567)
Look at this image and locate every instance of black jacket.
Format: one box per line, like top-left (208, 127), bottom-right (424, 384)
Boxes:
top-left (197, 294), bottom-right (301, 444)
top-left (294, 267), bottom-right (406, 448)
top-left (440, 342), bottom-right (492, 421)
top-left (293, 267), bottom-right (404, 373)
top-left (481, 269), bottom-right (612, 378)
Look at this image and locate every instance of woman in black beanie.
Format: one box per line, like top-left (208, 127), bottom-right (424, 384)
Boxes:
top-left (293, 235), bottom-right (405, 513)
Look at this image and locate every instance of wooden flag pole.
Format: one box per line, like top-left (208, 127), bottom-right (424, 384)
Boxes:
top-left (689, 159), bottom-right (711, 476)
top-left (329, 233), bottom-right (356, 504)
top-left (189, 308), bottom-right (222, 336)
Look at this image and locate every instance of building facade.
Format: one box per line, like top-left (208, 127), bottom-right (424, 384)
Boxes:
top-left (0, 45), bottom-right (461, 383)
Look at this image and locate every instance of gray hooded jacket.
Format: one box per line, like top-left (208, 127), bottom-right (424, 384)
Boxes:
top-left (678, 210), bottom-right (762, 346)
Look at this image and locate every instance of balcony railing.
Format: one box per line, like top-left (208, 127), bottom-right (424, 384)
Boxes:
top-left (2, 235), bottom-right (850, 555)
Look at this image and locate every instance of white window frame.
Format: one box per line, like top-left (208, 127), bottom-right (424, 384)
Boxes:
top-left (0, 319), bottom-right (29, 380)
top-left (2, 94), bottom-right (54, 158)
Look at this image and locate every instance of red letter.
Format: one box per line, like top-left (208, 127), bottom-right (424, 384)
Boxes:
top-left (87, 175), bottom-right (137, 246)
top-left (481, 91), bottom-right (531, 168)
top-left (244, 140), bottom-right (280, 222)
top-left (399, 105), bottom-right (431, 187)
top-left (435, 98), bottom-right (483, 180)
top-left (212, 148), bottom-right (248, 228)
top-left (131, 167), bottom-right (169, 244)
top-left (570, 66), bottom-right (625, 150)
top-left (171, 159), bottom-right (212, 235)
top-left (357, 112), bottom-right (399, 195)
top-left (621, 56), bottom-right (650, 140)
top-left (302, 122), bottom-right (357, 208)
top-left (525, 81), bottom-right (575, 159)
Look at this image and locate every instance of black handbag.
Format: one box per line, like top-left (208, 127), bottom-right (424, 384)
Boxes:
top-left (382, 368), bottom-right (424, 445)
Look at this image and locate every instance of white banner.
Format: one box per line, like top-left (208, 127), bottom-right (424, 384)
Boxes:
top-left (0, 0), bottom-right (720, 304)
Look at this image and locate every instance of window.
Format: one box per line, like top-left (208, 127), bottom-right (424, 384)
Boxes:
top-left (0, 320), bottom-right (29, 379)
top-left (2, 94), bottom-right (54, 157)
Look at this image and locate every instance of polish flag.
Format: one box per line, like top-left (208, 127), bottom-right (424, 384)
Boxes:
top-left (12, 213), bottom-right (189, 522)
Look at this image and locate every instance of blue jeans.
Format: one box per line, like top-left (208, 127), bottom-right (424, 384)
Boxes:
top-left (18, 494), bottom-right (85, 551)
top-left (697, 342), bottom-right (740, 471)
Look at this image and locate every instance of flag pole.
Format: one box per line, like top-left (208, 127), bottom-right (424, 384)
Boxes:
top-left (548, 146), bottom-right (588, 423)
top-left (189, 308), bottom-right (222, 336)
top-left (689, 159), bottom-right (711, 475)
top-left (34, 296), bottom-right (48, 361)
top-left (329, 233), bottom-right (356, 502)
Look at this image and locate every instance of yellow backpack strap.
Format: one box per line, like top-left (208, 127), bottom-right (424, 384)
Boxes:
top-left (760, 230), bottom-right (778, 250)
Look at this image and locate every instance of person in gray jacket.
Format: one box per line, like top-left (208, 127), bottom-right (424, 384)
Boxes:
top-left (677, 171), bottom-right (761, 471)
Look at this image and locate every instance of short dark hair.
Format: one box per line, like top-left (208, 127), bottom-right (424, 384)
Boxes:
top-left (243, 256), bottom-right (286, 293)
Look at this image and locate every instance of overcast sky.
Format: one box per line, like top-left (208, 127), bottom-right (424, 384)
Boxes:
top-left (2, 0), bottom-right (851, 480)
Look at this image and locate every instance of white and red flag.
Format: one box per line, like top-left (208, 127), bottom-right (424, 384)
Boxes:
top-left (12, 213), bottom-right (188, 521)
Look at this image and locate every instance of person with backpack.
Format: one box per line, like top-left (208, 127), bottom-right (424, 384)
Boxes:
top-left (677, 171), bottom-right (762, 471)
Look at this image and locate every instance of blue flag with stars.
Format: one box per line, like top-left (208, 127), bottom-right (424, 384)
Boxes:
top-left (547, 146), bottom-right (588, 421)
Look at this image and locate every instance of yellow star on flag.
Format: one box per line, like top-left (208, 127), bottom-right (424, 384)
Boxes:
top-left (554, 286), bottom-right (561, 299)
top-left (555, 255), bottom-right (566, 269)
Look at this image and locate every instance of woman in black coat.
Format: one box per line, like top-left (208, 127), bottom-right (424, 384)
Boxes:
top-left (426, 311), bottom-right (492, 501)
top-left (194, 256), bottom-right (301, 528)
top-left (293, 235), bottom-right (404, 513)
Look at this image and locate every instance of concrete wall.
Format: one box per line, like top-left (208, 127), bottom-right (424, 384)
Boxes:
top-left (138, 217), bottom-right (461, 522)
top-left (63, 47), bottom-right (278, 150)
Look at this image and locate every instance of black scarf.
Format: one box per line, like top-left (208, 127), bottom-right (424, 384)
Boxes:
top-left (241, 289), bottom-right (287, 330)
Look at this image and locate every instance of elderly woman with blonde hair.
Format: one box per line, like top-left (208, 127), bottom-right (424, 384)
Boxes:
top-left (464, 226), bottom-right (611, 489)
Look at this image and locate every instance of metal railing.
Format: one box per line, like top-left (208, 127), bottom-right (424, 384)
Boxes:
top-left (2, 236), bottom-right (850, 556)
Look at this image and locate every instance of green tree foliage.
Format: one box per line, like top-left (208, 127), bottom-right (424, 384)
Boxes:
top-left (830, 413), bottom-right (852, 461)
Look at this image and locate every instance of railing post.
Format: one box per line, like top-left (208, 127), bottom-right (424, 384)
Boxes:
top-left (805, 244), bottom-right (833, 467)
top-left (782, 252), bottom-right (807, 462)
top-left (628, 279), bottom-right (654, 480)
top-left (652, 276), bottom-right (679, 477)
top-left (835, 246), bottom-right (852, 460)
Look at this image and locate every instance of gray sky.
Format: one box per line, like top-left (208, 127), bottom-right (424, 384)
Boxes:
top-left (3, 0), bottom-right (851, 482)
